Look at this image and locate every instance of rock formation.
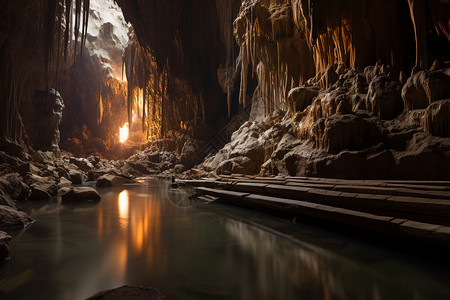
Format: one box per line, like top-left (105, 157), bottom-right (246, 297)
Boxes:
top-left (24, 89), bottom-right (65, 153)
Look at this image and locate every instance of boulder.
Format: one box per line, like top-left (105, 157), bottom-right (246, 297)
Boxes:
top-left (0, 231), bottom-right (11, 261)
top-left (69, 169), bottom-right (83, 184)
top-left (0, 205), bottom-right (34, 233)
top-left (402, 69), bottom-right (450, 111)
top-left (0, 151), bottom-right (21, 167)
top-left (423, 99), bottom-right (450, 137)
top-left (17, 162), bottom-right (41, 177)
top-left (321, 114), bottom-right (375, 153)
top-left (174, 164), bottom-right (186, 174)
top-left (0, 173), bottom-right (31, 200)
top-left (29, 187), bottom-right (52, 201)
top-left (57, 177), bottom-right (73, 189)
top-left (59, 187), bottom-right (101, 204)
top-left (366, 75), bottom-right (403, 119)
top-left (0, 190), bottom-right (16, 208)
top-left (24, 174), bottom-right (58, 197)
top-left (69, 157), bottom-right (94, 172)
top-left (96, 174), bottom-right (134, 188)
top-left (86, 285), bottom-right (165, 300)
top-left (287, 86), bottom-right (318, 113)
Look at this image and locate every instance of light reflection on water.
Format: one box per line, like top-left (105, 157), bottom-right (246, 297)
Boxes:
top-left (0, 181), bottom-right (449, 300)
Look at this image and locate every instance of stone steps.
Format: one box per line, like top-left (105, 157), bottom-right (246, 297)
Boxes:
top-left (178, 175), bottom-right (450, 245)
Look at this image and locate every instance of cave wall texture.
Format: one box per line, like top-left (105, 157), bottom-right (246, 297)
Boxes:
top-left (0, 0), bottom-right (449, 179)
top-left (115, 0), bottom-right (244, 140)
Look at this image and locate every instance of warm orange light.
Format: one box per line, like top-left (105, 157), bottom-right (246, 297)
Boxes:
top-left (118, 190), bottom-right (129, 223)
top-left (119, 123), bottom-right (129, 143)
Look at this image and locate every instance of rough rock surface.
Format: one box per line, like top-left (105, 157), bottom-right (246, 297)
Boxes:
top-left (59, 187), bottom-right (101, 204)
top-left (24, 89), bottom-right (64, 153)
top-left (199, 64), bottom-right (450, 180)
top-left (0, 231), bottom-right (11, 261)
top-left (0, 205), bottom-right (33, 233)
top-left (96, 174), bottom-right (134, 188)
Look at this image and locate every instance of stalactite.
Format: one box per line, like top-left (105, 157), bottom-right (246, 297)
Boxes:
top-left (234, 1), bottom-right (314, 116)
top-left (64, 0), bottom-right (72, 61)
top-left (74, 0), bottom-right (81, 54)
top-left (81, 0), bottom-right (90, 53)
top-left (215, 0), bottom-right (237, 117)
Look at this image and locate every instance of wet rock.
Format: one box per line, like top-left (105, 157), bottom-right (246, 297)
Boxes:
top-left (0, 205), bottom-right (34, 233)
top-left (95, 174), bottom-right (134, 188)
top-left (29, 187), bottom-right (52, 201)
top-left (125, 161), bottom-right (149, 174)
top-left (287, 86), bottom-right (318, 113)
top-left (0, 231), bottom-right (11, 261)
top-left (86, 285), bottom-right (165, 300)
top-left (402, 69), bottom-right (450, 111)
top-left (59, 187), bottom-right (101, 204)
top-left (366, 75), bottom-right (403, 119)
top-left (23, 174), bottom-right (58, 197)
top-left (0, 190), bottom-right (16, 208)
top-left (69, 169), bottom-right (83, 184)
top-left (0, 174), bottom-right (31, 200)
top-left (423, 99), bottom-right (450, 137)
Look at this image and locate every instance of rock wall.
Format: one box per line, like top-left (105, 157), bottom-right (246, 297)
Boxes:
top-left (115, 0), bottom-right (243, 137)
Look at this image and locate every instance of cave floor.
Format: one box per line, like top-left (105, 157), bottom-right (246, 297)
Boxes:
top-left (181, 174), bottom-right (450, 247)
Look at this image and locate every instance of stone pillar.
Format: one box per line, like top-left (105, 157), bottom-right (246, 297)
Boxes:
top-left (28, 89), bottom-right (65, 153)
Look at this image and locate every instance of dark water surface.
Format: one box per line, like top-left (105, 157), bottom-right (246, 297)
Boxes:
top-left (1, 180), bottom-right (449, 299)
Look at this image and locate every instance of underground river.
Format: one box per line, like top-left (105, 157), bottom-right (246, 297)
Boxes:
top-left (1, 180), bottom-right (450, 299)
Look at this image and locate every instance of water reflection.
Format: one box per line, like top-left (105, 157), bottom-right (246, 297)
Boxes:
top-left (118, 190), bottom-right (129, 229)
top-left (224, 218), bottom-right (450, 300)
top-left (2, 183), bottom-right (450, 300)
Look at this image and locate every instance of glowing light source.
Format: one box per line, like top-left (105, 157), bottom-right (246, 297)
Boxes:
top-left (119, 123), bottom-right (129, 143)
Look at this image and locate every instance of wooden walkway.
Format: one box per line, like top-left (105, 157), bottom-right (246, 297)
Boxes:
top-left (178, 175), bottom-right (450, 246)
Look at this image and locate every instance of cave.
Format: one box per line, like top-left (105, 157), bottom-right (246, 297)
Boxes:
top-left (1, 0), bottom-right (450, 298)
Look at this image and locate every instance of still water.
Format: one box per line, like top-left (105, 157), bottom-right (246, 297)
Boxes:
top-left (1, 180), bottom-right (450, 299)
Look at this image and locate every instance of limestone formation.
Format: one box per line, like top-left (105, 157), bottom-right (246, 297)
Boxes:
top-left (402, 69), bottom-right (450, 111)
top-left (424, 99), bottom-right (450, 137)
top-left (59, 187), bottom-right (101, 204)
top-left (0, 205), bottom-right (34, 233)
top-left (24, 89), bottom-right (64, 153)
top-left (95, 174), bottom-right (134, 188)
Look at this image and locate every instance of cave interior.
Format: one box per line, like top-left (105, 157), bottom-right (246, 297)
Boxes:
top-left (0, 0), bottom-right (450, 297)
